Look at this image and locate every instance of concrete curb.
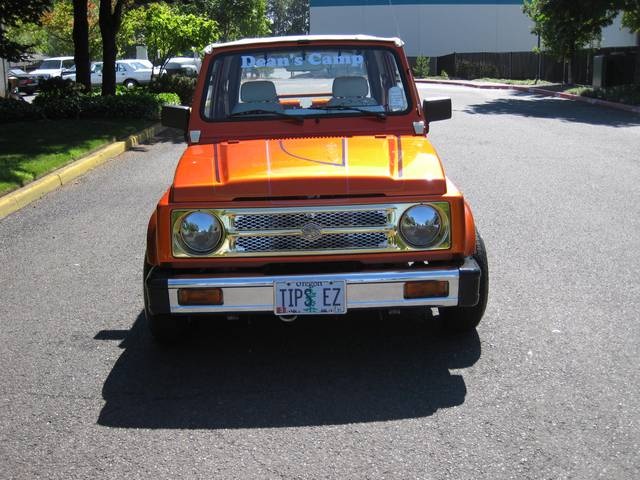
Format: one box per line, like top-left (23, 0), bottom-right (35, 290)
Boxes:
top-left (0, 123), bottom-right (165, 220)
top-left (416, 79), bottom-right (640, 114)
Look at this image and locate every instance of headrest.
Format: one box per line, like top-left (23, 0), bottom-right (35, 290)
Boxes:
top-left (332, 76), bottom-right (369, 98)
top-left (240, 81), bottom-right (278, 102)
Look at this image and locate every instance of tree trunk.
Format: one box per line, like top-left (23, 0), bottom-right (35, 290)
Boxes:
top-left (567, 57), bottom-right (573, 85)
top-left (73, 0), bottom-right (91, 92)
top-left (99, 0), bottom-right (124, 96)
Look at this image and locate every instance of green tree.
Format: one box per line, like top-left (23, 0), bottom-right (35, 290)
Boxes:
top-left (267, 0), bottom-right (309, 36)
top-left (0, 0), bottom-right (52, 61)
top-left (180, 0), bottom-right (270, 41)
top-left (4, 22), bottom-right (49, 57)
top-left (620, 0), bottom-right (640, 30)
top-left (36, 0), bottom-right (101, 58)
top-left (120, 2), bottom-right (218, 76)
top-left (619, 0), bottom-right (639, 83)
top-left (523, 0), bottom-right (618, 83)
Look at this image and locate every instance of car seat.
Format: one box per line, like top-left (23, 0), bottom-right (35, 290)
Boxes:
top-left (232, 80), bottom-right (283, 114)
top-left (326, 76), bottom-right (378, 107)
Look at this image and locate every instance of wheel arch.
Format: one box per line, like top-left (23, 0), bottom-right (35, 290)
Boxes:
top-left (146, 210), bottom-right (160, 266)
top-left (463, 200), bottom-right (477, 257)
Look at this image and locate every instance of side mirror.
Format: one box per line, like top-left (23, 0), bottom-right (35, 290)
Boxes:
top-left (422, 98), bottom-right (452, 123)
top-left (161, 105), bottom-right (190, 132)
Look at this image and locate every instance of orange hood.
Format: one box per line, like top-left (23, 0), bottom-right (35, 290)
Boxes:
top-left (172, 135), bottom-right (446, 202)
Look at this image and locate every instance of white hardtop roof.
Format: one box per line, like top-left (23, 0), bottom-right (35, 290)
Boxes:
top-left (42, 56), bottom-right (74, 60)
top-left (204, 35), bottom-right (404, 54)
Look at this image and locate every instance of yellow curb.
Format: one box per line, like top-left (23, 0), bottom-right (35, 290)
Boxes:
top-left (0, 123), bottom-right (164, 220)
top-left (57, 142), bottom-right (126, 185)
top-left (13, 175), bottom-right (62, 209)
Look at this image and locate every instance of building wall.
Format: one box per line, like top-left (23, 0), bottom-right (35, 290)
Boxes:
top-left (310, 1), bottom-right (637, 57)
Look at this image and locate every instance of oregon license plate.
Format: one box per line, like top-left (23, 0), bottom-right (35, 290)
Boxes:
top-left (274, 280), bottom-right (346, 315)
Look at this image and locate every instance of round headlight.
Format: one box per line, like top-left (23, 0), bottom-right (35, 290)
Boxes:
top-left (399, 205), bottom-right (443, 248)
top-left (179, 211), bottom-right (222, 253)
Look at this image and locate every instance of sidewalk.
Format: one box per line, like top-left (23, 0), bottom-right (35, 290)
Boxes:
top-left (416, 78), bottom-right (640, 114)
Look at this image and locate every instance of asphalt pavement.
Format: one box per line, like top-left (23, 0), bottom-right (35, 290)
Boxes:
top-left (1, 85), bottom-right (639, 479)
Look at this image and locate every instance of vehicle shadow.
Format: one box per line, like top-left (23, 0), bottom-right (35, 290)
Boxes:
top-left (150, 127), bottom-right (186, 145)
top-left (96, 311), bottom-right (481, 429)
top-left (465, 92), bottom-right (640, 127)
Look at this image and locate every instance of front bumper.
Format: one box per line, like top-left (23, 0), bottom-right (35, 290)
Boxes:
top-left (145, 258), bottom-right (481, 315)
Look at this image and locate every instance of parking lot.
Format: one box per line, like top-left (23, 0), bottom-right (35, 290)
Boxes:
top-left (1, 84), bottom-right (639, 479)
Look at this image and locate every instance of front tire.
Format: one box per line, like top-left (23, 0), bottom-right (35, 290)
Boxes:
top-left (124, 79), bottom-right (138, 89)
top-left (143, 256), bottom-right (189, 345)
top-left (437, 231), bottom-right (489, 333)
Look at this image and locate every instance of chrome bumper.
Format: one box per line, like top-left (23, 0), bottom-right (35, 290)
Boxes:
top-left (145, 258), bottom-right (481, 315)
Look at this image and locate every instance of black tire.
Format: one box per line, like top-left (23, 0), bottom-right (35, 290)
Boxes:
top-left (124, 79), bottom-right (138, 89)
top-left (143, 256), bottom-right (189, 345)
top-left (437, 231), bottom-right (489, 333)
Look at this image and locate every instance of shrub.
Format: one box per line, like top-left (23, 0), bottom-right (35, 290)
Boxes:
top-left (38, 77), bottom-right (86, 99)
top-left (80, 91), bottom-right (180, 120)
top-left (154, 92), bottom-right (181, 105)
top-left (149, 74), bottom-right (197, 105)
top-left (571, 84), bottom-right (640, 106)
top-left (0, 98), bottom-right (43, 124)
top-left (412, 56), bottom-right (430, 78)
top-left (455, 60), bottom-right (499, 80)
top-left (33, 77), bottom-right (85, 119)
top-left (34, 96), bottom-right (83, 119)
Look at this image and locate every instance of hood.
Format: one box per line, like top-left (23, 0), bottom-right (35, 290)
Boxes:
top-left (172, 135), bottom-right (446, 202)
top-left (30, 69), bottom-right (57, 75)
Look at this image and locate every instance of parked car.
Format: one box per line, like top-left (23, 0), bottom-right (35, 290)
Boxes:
top-left (8, 68), bottom-right (41, 94)
top-left (62, 60), bottom-right (153, 88)
top-left (118, 59), bottom-right (153, 70)
top-left (30, 56), bottom-right (75, 78)
top-left (154, 57), bottom-right (201, 77)
top-left (145, 35), bottom-right (489, 344)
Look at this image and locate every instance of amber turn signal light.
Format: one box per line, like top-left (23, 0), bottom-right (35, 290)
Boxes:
top-left (177, 288), bottom-right (223, 305)
top-left (403, 281), bottom-right (449, 299)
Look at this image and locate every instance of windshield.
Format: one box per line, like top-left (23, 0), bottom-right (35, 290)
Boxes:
top-left (128, 61), bottom-right (149, 70)
top-left (39, 60), bottom-right (62, 70)
top-left (202, 46), bottom-right (410, 121)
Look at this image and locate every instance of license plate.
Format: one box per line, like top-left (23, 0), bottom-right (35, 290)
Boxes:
top-left (274, 280), bottom-right (346, 315)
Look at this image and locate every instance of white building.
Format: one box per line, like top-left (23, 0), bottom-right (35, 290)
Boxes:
top-left (310, 0), bottom-right (637, 57)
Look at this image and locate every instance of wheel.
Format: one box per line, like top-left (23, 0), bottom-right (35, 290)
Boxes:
top-left (143, 256), bottom-right (189, 345)
top-left (124, 79), bottom-right (138, 89)
top-left (437, 231), bottom-right (489, 333)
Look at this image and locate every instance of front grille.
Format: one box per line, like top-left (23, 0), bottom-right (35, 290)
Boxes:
top-left (236, 232), bottom-right (388, 252)
top-left (171, 203), bottom-right (451, 258)
top-left (233, 210), bottom-right (388, 231)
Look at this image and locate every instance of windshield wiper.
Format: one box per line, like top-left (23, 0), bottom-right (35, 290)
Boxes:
top-left (314, 105), bottom-right (387, 120)
top-left (229, 109), bottom-right (304, 124)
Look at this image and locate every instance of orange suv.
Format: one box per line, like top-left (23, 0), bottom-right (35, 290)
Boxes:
top-left (145, 35), bottom-right (488, 343)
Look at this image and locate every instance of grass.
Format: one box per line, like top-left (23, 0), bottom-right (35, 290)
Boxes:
top-left (424, 76), bottom-right (553, 85)
top-left (0, 118), bottom-right (153, 195)
top-left (474, 78), bottom-right (553, 86)
top-left (565, 84), bottom-right (640, 106)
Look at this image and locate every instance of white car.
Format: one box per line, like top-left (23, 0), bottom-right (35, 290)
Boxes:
top-left (64, 61), bottom-right (153, 87)
top-left (30, 56), bottom-right (75, 78)
top-left (118, 59), bottom-right (153, 70)
top-left (154, 57), bottom-right (201, 76)
top-left (92, 61), bottom-right (152, 87)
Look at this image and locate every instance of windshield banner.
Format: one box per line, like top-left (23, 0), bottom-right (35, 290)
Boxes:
top-left (241, 53), bottom-right (364, 69)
